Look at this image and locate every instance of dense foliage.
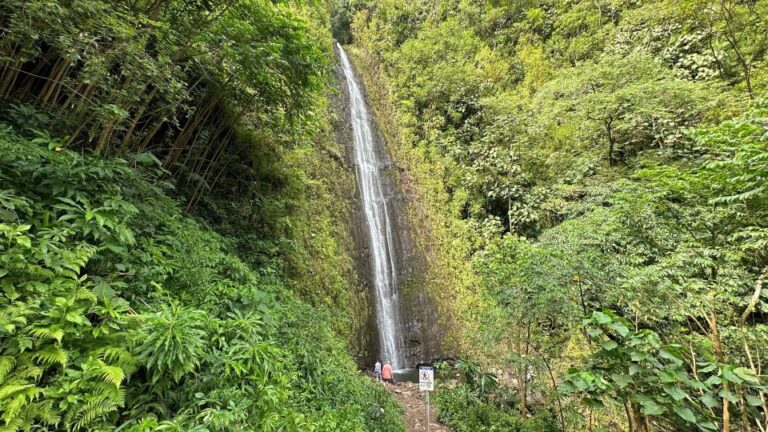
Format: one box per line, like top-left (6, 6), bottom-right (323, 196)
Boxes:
top-left (0, 0), bottom-right (403, 431)
top-left (0, 0), bottom-right (321, 200)
top-left (0, 126), bottom-right (403, 431)
top-left (4, 0), bottom-right (768, 430)
top-left (0, 0), bottom-right (376, 348)
top-left (339, 0), bottom-right (768, 430)
top-left (433, 359), bottom-right (558, 431)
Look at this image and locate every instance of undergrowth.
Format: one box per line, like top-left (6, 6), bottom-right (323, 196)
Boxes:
top-left (0, 124), bottom-right (403, 431)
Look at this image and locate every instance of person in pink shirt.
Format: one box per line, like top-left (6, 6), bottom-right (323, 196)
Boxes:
top-left (382, 361), bottom-right (393, 383)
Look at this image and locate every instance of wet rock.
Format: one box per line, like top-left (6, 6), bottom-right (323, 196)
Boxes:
top-left (332, 45), bottom-right (443, 368)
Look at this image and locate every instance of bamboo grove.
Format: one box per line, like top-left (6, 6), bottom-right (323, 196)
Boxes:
top-left (0, 0), bottom-right (325, 209)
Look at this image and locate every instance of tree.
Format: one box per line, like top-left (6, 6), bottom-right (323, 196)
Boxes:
top-left (534, 53), bottom-right (711, 167)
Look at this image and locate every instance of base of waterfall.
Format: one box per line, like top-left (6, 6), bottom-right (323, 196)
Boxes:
top-left (392, 368), bottom-right (418, 383)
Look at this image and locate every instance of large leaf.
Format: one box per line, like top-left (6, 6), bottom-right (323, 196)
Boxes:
top-left (672, 405), bottom-right (696, 423)
top-left (733, 367), bottom-right (760, 385)
top-left (663, 384), bottom-right (687, 401)
top-left (639, 400), bottom-right (665, 416)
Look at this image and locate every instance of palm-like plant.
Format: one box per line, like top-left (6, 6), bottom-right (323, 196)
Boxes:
top-left (135, 302), bottom-right (208, 385)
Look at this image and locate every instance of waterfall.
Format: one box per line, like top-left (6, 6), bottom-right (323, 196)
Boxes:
top-left (337, 43), bottom-right (406, 369)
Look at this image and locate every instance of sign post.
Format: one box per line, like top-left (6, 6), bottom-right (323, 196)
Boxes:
top-left (425, 390), bottom-right (430, 432)
top-left (419, 366), bottom-right (435, 432)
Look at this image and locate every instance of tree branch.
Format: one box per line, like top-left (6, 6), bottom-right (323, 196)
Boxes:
top-left (740, 266), bottom-right (768, 325)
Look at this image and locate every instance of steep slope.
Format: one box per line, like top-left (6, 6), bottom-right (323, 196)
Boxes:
top-left (335, 44), bottom-right (442, 369)
top-left (0, 126), bottom-right (404, 431)
top-left (335, 0), bottom-right (768, 430)
top-left (0, 1), bottom-right (406, 430)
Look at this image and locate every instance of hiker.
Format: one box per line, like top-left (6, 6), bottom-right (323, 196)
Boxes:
top-left (382, 361), bottom-right (393, 384)
top-left (374, 360), bottom-right (382, 381)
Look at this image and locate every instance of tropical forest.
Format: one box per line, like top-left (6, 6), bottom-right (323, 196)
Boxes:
top-left (0, 0), bottom-right (767, 431)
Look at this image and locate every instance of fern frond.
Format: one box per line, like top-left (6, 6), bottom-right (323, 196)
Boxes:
top-left (94, 347), bottom-right (134, 367)
top-left (0, 417), bottom-right (24, 432)
top-left (89, 380), bottom-right (122, 399)
top-left (94, 360), bottom-right (125, 387)
top-left (72, 287), bottom-right (97, 302)
top-left (2, 394), bottom-right (30, 424)
top-left (32, 345), bottom-right (68, 367)
top-left (73, 398), bottom-right (119, 430)
top-left (0, 304), bottom-right (30, 334)
top-left (27, 399), bottom-right (60, 426)
top-left (0, 357), bottom-right (16, 384)
top-left (0, 382), bottom-right (42, 425)
top-left (12, 363), bottom-right (43, 381)
top-left (28, 326), bottom-right (64, 343)
top-left (0, 383), bottom-right (35, 400)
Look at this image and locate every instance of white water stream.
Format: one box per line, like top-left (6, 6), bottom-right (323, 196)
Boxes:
top-left (337, 43), bottom-right (405, 369)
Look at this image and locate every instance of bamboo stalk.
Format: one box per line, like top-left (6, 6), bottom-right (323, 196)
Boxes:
top-left (122, 85), bottom-right (159, 147)
top-left (137, 120), bottom-right (164, 154)
top-left (164, 97), bottom-right (217, 169)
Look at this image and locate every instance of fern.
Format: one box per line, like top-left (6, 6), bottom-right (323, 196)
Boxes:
top-left (92, 347), bottom-right (136, 378)
top-left (94, 360), bottom-right (125, 387)
top-left (3, 394), bottom-right (30, 424)
top-left (0, 417), bottom-right (24, 432)
top-left (32, 345), bottom-right (68, 367)
top-left (0, 383), bottom-right (36, 400)
top-left (72, 286), bottom-right (98, 302)
top-left (26, 399), bottom-right (60, 427)
top-left (94, 346), bottom-right (133, 365)
top-left (9, 361), bottom-right (44, 381)
top-left (0, 382), bottom-right (43, 426)
top-left (0, 302), bottom-right (31, 334)
top-left (72, 398), bottom-right (120, 430)
top-left (0, 357), bottom-right (15, 384)
top-left (29, 325), bottom-right (65, 343)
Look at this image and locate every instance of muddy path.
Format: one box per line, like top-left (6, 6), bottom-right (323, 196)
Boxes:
top-left (383, 382), bottom-right (451, 432)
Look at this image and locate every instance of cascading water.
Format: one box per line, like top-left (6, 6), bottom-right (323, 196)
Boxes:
top-left (337, 43), bottom-right (406, 369)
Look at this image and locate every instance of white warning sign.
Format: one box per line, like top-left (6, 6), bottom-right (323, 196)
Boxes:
top-left (418, 366), bottom-right (434, 392)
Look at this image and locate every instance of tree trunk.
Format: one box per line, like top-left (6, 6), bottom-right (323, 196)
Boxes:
top-left (146, 0), bottom-right (168, 19)
top-left (539, 352), bottom-right (565, 432)
top-left (164, 97), bottom-right (217, 169)
top-left (709, 310), bottom-right (731, 432)
top-left (518, 324), bottom-right (531, 416)
top-left (719, 0), bottom-right (754, 99)
top-left (122, 85), bottom-right (159, 148)
top-left (187, 129), bottom-right (234, 210)
top-left (187, 120), bottom-right (227, 186)
top-left (605, 117), bottom-right (616, 167)
top-left (137, 120), bottom-right (164, 154)
top-left (48, 63), bottom-right (73, 107)
top-left (627, 401), bottom-right (648, 432)
top-left (0, 63), bottom-right (20, 97)
top-left (95, 119), bottom-right (117, 154)
top-left (37, 58), bottom-right (70, 106)
top-left (65, 120), bottom-right (90, 147)
top-left (19, 48), bottom-right (56, 96)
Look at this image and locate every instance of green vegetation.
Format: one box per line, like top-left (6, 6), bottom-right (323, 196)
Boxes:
top-left (3, 0), bottom-right (768, 430)
top-left (0, 125), bottom-right (402, 431)
top-left (340, 0), bottom-right (768, 430)
top-left (0, 0), bottom-right (402, 430)
top-left (434, 358), bottom-right (558, 431)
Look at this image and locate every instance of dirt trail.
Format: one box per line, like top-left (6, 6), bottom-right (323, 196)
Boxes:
top-left (383, 382), bottom-right (451, 432)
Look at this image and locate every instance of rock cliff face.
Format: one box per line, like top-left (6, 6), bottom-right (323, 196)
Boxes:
top-left (332, 45), bottom-right (443, 368)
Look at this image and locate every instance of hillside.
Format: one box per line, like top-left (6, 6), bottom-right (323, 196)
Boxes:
top-left (2, 0), bottom-right (768, 431)
top-left (0, 1), bottom-right (403, 431)
top-left (334, 0), bottom-right (768, 431)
